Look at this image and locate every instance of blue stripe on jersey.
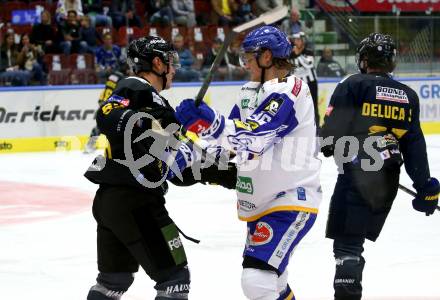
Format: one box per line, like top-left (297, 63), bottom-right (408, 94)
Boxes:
top-left (228, 93), bottom-right (298, 155)
top-left (228, 104), bottom-right (241, 120)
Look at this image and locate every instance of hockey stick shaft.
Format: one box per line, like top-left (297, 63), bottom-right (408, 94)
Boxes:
top-left (398, 184), bottom-right (416, 196)
top-left (195, 32), bottom-right (235, 105)
top-left (399, 184), bottom-right (440, 211)
top-left (194, 5), bottom-right (288, 106)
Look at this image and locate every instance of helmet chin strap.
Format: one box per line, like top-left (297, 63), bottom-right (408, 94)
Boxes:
top-left (256, 52), bottom-right (273, 84)
top-left (151, 64), bottom-right (169, 90)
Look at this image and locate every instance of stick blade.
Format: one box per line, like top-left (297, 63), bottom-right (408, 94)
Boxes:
top-left (233, 5), bottom-right (289, 33)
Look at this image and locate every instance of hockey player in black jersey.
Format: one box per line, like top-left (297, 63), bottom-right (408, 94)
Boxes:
top-left (84, 36), bottom-right (236, 300)
top-left (320, 33), bottom-right (439, 300)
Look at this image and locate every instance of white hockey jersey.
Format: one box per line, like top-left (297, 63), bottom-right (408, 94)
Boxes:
top-left (202, 75), bottom-right (322, 221)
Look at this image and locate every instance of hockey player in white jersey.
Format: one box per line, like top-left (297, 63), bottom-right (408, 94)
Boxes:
top-left (175, 26), bottom-right (321, 300)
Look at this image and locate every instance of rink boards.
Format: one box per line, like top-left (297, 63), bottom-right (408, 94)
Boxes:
top-left (0, 77), bottom-right (439, 153)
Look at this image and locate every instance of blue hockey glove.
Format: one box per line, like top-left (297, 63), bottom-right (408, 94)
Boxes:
top-left (162, 141), bottom-right (195, 180)
top-left (412, 177), bottom-right (439, 216)
top-left (175, 99), bottom-right (225, 138)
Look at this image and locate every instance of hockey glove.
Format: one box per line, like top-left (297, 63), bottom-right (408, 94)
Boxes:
top-left (412, 177), bottom-right (439, 216)
top-left (175, 99), bottom-right (225, 138)
top-left (162, 141), bottom-right (195, 180)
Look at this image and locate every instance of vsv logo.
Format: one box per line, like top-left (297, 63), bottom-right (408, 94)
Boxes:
top-left (236, 176), bottom-right (254, 194)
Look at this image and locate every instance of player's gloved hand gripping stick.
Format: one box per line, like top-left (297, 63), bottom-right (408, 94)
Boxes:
top-left (399, 180), bottom-right (440, 216)
top-left (176, 6), bottom-right (289, 166)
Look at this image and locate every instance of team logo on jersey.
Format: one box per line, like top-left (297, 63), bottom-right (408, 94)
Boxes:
top-left (263, 98), bottom-right (283, 116)
top-left (250, 222), bottom-right (273, 246)
top-left (107, 94), bottom-right (130, 107)
top-left (297, 187), bottom-right (307, 201)
top-left (376, 86), bottom-right (409, 103)
top-left (241, 98), bottom-right (250, 109)
top-left (236, 176), bottom-right (254, 194)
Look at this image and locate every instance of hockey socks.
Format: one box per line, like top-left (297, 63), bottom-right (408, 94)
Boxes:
top-left (277, 284), bottom-right (295, 300)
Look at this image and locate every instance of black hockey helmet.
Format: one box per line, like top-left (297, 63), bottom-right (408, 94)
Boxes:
top-left (356, 33), bottom-right (396, 73)
top-left (127, 36), bottom-right (180, 75)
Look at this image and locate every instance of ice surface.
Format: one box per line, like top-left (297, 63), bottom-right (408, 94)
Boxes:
top-left (1, 136), bottom-right (440, 300)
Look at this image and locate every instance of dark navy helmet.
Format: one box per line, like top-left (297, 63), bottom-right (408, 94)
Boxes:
top-left (127, 36), bottom-right (180, 74)
top-left (356, 33), bottom-right (396, 73)
top-left (242, 25), bottom-right (292, 59)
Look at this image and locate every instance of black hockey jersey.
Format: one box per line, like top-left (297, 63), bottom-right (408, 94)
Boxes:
top-left (320, 72), bottom-right (430, 189)
top-left (85, 76), bottom-right (238, 193)
top-left (85, 76), bottom-right (178, 195)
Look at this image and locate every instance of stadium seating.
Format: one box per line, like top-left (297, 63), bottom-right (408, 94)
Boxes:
top-left (48, 69), bottom-right (72, 85)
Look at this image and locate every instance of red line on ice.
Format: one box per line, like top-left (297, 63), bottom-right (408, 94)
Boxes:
top-left (0, 181), bottom-right (92, 225)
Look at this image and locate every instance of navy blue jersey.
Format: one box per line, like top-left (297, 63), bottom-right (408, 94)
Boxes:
top-left (320, 72), bottom-right (430, 189)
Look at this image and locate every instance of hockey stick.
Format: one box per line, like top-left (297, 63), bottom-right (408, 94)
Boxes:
top-left (180, 6), bottom-right (288, 168)
top-left (195, 5), bottom-right (289, 106)
top-left (398, 184), bottom-right (440, 211)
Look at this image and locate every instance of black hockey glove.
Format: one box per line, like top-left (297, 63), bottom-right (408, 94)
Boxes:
top-left (321, 144), bottom-right (334, 157)
top-left (412, 177), bottom-right (439, 216)
top-left (200, 162), bottom-right (237, 189)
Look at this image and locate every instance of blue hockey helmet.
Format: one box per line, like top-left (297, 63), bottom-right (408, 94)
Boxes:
top-left (242, 25), bottom-right (292, 59)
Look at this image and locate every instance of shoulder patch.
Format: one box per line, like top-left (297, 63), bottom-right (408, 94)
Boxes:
top-left (292, 77), bottom-right (302, 97)
top-left (107, 94), bottom-right (130, 107)
top-left (263, 97), bottom-right (284, 115)
top-left (376, 86), bottom-right (409, 104)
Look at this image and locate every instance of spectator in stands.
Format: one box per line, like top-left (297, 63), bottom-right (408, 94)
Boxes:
top-left (17, 34), bottom-right (46, 85)
top-left (56, 0), bottom-right (84, 25)
top-left (234, 0), bottom-right (255, 24)
top-left (95, 32), bottom-right (123, 83)
top-left (210, 0), bottom-right (237, 26)
top-left (202, 37), bottom-right (228, 80)
top-left (254, 0), bottom-right (282, 16)
top-left (0, 32), bottom-right (31, 86)
top-left (171, 0), bottom-right (196, 27)
top-left (172, 33), bottom-right (200, 82)
top-left (83, 0), bottom-right (113, 28)
top-left (225, 39), bottom-right (248, 81)
top-left (281, 8), bottom-right (303, 36)
top-left (111, 0), bottom-right (142, 28)
top-left (59, 10), bottom-right (86, 55)
top-left (316, 47), bottom-right (346, 77)
top-left (30, 10), bottom-right (58, 54)
top-left (79, 15), bottom-right (101, 54)
top-left (149, 0), bottom-right (174, 26)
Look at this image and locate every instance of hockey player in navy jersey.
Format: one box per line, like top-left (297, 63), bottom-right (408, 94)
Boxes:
top-left (175, 26), bottom-right (322, 300)
top-left (320, 33), bottom-right (439, 300)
